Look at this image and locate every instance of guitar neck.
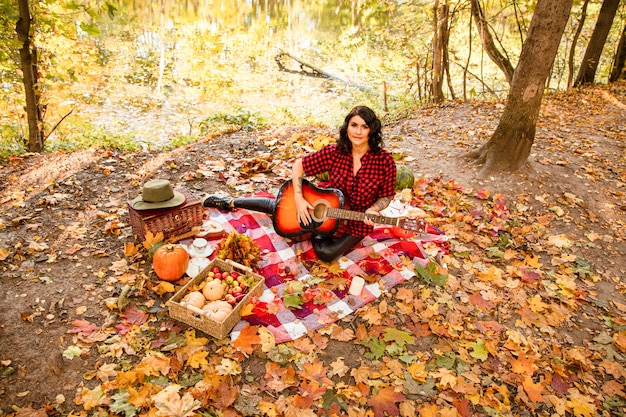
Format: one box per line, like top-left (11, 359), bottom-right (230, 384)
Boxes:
top-left (326, 207), bottom-right (399, 227)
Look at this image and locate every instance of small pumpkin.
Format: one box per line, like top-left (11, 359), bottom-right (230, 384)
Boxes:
top-left (182, 291), bottom-right (206, 309)
top-left (152, 244), bottom-right (189, 281)
top-left (202, 300), bottom-right (233, 322)
top-left (395, 166), bottom-right (415, 190)
top-left (202, 279), bottom-right (225, 301)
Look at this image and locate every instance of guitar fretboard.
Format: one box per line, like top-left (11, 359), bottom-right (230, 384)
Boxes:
top-left (326, 207), bottom-right (399, 226)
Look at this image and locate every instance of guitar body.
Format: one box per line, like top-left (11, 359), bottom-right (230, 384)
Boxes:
top-left (273, 179), bottom-right (344, 237)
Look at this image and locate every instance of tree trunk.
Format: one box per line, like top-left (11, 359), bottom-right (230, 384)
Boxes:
top-left (609, 25), bottom-right (626, 82)
top-left (574, 0), bottom-right (621, 86)
top-left (567, 0), bottom-right (590, 90)
top-left (441, 3), bottom-right (455, 100)
top-left (470, 0), bottom-right (515, 84)
top-left (466, 0), bottom-right (573, 175)
top-left (431, 0), bottom-right (445, 103)
top-left (16, 0), bottom-right (44, 152)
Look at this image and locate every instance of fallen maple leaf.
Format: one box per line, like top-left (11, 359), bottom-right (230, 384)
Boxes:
top-left (566, 388), bottom-right (596, 417)
top-left (367, 386), bottom-right (406, 417)
top-left (68, 319), bottom-right (98, 335)
top-left (142, 229), bottom-right (164, 250)
top-left (522, 376), bottom-right (545, 402)
top-left (602, 379), bottom-right (625, 397)
top-left (124, 242), bottom-right (139, 257)
top-left (152, 385), bottom-right (200, 417)
top-left (510, 352), bottom-right (538, 375)
top-left (233, 325), bottom-right (260, 354)
top-left (258, 326), bottom-right (276, 352)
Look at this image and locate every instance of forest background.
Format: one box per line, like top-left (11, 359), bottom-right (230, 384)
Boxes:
top-left (0, 0), bottom-right (625, 416)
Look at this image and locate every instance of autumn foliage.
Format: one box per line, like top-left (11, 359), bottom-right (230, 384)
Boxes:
top-left (61, 173), bottom-right (625, 417)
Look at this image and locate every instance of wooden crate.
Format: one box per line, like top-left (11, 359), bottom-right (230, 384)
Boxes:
top-left (166, 258), bottom-right (264, 339)
top-left (128, 188), bottom-right (203, 241)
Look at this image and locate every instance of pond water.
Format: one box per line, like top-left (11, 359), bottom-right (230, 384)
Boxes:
top-left (78, 0), bottom-right (401, 146)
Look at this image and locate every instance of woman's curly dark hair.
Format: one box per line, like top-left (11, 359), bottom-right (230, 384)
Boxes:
top-left (337, 106), bottom-right (383, 154)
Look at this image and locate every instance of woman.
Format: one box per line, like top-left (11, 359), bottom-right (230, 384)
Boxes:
top-left (203, 105), bottom-right (397, 262)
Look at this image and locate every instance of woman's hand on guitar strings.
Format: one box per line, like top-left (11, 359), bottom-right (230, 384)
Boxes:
top-left (363, 207), bottom-right (380, 226)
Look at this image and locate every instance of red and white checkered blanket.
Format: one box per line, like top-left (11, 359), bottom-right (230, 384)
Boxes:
top-left (203, 201), bottom-right (448, 343)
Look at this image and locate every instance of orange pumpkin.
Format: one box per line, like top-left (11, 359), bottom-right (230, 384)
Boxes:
top-left (202, 279), bottom-right (225, 301)
top-left (152, 244), bottom-right (189, 281)
top-left (202, 300), bottom-right (233, 322)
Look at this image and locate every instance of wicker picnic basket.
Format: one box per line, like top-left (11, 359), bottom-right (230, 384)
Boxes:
top-left (166, 258), bottom-right (264, 339)
top-left (128, 188), bottom-right (203, 241)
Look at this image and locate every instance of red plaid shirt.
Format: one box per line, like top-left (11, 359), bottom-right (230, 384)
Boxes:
top-left (302, 144), bottom-right (397, 237)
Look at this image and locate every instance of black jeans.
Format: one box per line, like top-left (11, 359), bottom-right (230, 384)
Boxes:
top-left (233, 197), bottom-right (363, 262)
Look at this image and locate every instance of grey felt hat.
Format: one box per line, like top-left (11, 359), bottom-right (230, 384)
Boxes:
top-left (131, 179), bottom-right (185, 210)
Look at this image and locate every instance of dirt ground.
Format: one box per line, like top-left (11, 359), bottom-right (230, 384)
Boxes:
top-left (0, 82), bottom-right (624, 414)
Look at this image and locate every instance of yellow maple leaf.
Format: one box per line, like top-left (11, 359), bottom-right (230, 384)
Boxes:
top-left (186, 350), bottom-right (209, 369)
top-left (313, 134), bottom-right (333, 150)
top-left (75, 385), bottom-right (109, 410)
top-left (215, 358), bottom-right (241, 375)
top-left (258, 326), bottom-right (276, 352)
top-left (329, 357), bottom-right (350, 378)
top-left (351, 364), bottom-right (374, 384)
top-left (152, 281), bottom-right (176, 296)
top-left (183, 329), bottom-right (209, 347)
top-left (528, 294), bottom-right (549, 313)
top-left (114, 370), bottom-right (140, 389)
top-left (330, 326), bottom-right (355, 341)
top-left (142, 229), bottom-right (164, 250)
top-left (258, 401), bottom-right (279, 417)
top-left (524, 254), bottom-right (543, 268)
top-left (476, 265), bottom-right (504, 283)
top-left (399, 400), bottom-right (417, 417)
top-left (407, 361), bottom-right (427, 382)
top-left (96, 363), bottom-right (117, 382)
top-left (546, 394), bottom-right (567, 415)
top-left (431, 368), bottom-right (457, 389)
top-left (139, 354), bottom-right (171, 376)
top-left (360, 306), bottom-right (383, 325)
top-left (417, 403), bottom-right (439, 417)
top-left (127, 383), bottom-right (161, 408)
top-left (239, 302), bottom-right (255, 317)
top-left (395, 287), bottom-right (414, 303)
top-left (124, 242), bottom-right (139, 257)
top-left (566, 388), bottom-right (596, 417)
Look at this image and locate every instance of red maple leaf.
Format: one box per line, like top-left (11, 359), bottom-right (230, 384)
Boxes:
top-left (367, 386), bottom-right (406, 417)
top-left (68, 319), bottom-right (98, 335)
top-left (520, 268), bottom-right (541, 284)
top-left (469, 293), bottom-right (494, 310)
top-left (406, 321), bottom-right (432, 338)
top-left (120, 305), bottom-right (148, 325)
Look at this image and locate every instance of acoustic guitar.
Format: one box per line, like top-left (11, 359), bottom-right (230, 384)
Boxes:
top-left (272, 179), bottom-right (426, 238)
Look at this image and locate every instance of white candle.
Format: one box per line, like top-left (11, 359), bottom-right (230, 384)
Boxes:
top-left (349, 276), bottom-right (365, 296)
